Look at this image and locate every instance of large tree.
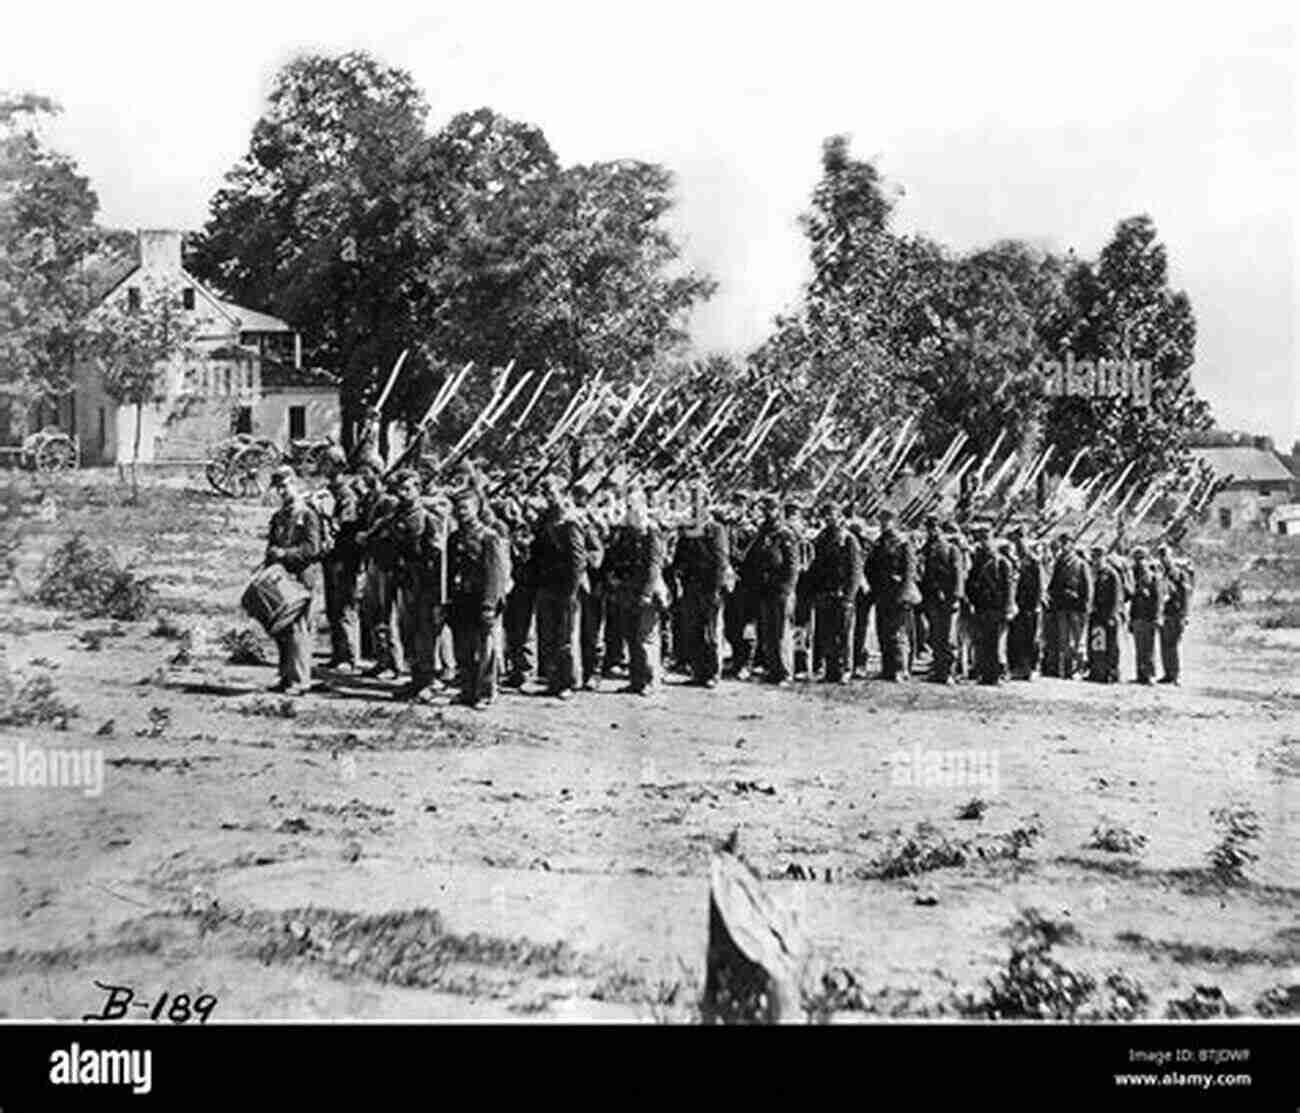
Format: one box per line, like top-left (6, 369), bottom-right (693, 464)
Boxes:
top-left (1044, 215), bottom-right (1210, 477)
top-left (0, 94), bottom-right (103, 429)
top-left (188, 51), bottom-right (431, 444)
top-left (192, 54), bottom-right (715, 457)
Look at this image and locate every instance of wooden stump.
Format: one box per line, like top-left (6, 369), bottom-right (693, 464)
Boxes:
top-left (701, 843), bottom-right (805, 1024)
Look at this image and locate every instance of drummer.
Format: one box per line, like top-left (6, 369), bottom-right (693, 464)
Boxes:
top-left (264, 464), bottom-right (323, 695)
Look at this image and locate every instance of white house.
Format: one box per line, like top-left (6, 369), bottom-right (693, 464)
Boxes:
top-left (67, 229), bottom-right (340, 465)
top-left (1188, 446), bottom-right (1300, 532)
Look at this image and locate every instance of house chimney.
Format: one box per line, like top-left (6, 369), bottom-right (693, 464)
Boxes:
top-left (137, 229), bottom-right (184, 274)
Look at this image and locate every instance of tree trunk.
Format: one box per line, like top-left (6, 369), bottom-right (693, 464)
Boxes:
top-left (131, 401), bottom-right (143, 503)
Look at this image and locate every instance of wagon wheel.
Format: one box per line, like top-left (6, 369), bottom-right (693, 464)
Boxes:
top-left (206, 456), bottom-right (240, 497)
top-left (230, 443), bottom-right (276, 498)
top-left (35, 435), bottom-right (76, 472)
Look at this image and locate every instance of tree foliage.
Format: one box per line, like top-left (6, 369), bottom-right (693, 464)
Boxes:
top-left (0, 94), bottom-right (103, 415)
top-left (190, 53), bottom-right (714, 451)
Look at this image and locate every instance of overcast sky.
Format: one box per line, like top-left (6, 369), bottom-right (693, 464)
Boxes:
top-left (5, 0), bottom-right (1297, 444)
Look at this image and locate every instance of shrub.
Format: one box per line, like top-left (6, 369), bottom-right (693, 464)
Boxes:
top-left (1207, 806), bottom-right (1261, 883)
top-left (220, 626), bottom-right (269, 666)
top-left (35, 534), bottom-right (155, 621)
top-left (1086, 821), bottom-right (1148, 855)
top-left (0, 675), bottom-right (79, 729)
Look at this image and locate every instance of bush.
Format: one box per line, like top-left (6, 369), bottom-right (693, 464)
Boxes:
top-left (0, 675), bottom-right (79, 729)
top-left (1086, 821), bottom-right (1148, 855)
top-left (1207, 806), bottom-right (1261, 883)
top-left (35, 534), bottom-right (155, 621)
top-left (1213, 579), bottom-right (1243, 607)
top-left (1258, 605), bottom-right (1300, 630)
top-left (220, 625), bottom-right (269, 666)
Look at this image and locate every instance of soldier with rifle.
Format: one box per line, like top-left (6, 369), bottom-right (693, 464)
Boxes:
top-left (323, 470), bottom-right (363, 672)
top-left (446, 487), bottom-right (510, 708)
top-left (499, 488), bottom-right (538, 688)
top-left (849, 514), bottom-right (875, 679)
top-left (746, 494), bottom-right (800, 686)
top-left (721, 492), bottom-right (758, 679)
top-left (865, 508), bottom-right (917, 682)
top-left (965, 521), bottom-right (1016, 686)
top-left (1086, 544), bottom-right (1125, 683)
top-left (612, 486), bottom-right (668, 695)
top-left (1157, 544), bottom-right (1192, 685)
top-left (671, 481), bottom-right (731, 688)
top-left (805, 500), bottom-right (863, 684)
top-left (530, 476), bottom-right (586, 699)
top-left (370, 469), bottom-right (446, 701)
top-left (1048, 533), bottom-right (1092, 680)
top-left (1007, 524), bottom-right (1046, 680)
top-left (919, 516), bottom-right (964, 684)
top-left (357, 466), bottom-right (405, 680)
top-left (1128, 545), bottom-right (1164, 685)
top-left (572, 485), bottom-right (608, 691)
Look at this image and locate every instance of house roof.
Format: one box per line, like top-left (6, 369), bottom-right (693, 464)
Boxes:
top-left (215, 300), bottom-right (294, 335)
top-left (1189, 447), bottom-right (1297, 484)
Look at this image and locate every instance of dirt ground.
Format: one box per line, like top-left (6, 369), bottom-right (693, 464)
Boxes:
top-left (1, 472), bottom-right (1296, 1022)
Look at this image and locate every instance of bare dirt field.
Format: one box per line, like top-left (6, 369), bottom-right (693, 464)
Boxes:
top-left (1, 473), bottom-right (1296, 1022)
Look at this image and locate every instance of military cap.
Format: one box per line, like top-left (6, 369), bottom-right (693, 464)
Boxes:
top-left (923, 513), bottom-right (938, 526)
top-left (1131, 544), bottom-right (1148, 558)
top-left (269, 464), bottom-right (296, 487)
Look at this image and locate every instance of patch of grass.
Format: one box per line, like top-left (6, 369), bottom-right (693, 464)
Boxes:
top-left (1258, 605), bottom-right (1300, 630)
top-left (1207, 805), bottom-right (1261, 884)
top-left (858, 817), bottom-right (1043, 880)
top-left (238, 697), bottom-right (298, 720)
top-left (150, 615), bottom-right (189, 640)
top-left (35, 534), bottom-right (156, 621)
top-left (956, 797), bottom-right (988, 821)
top-left (1085, 821), bottom-right (1148, 855)
top-left (1253, 984), bottom-right (1299, 1018)
top-left (1212, 579), bottom-right (1243, 607)
top-left (219, 625), bottom-right (269, 666)
top-left (1164, 984), bottom-right (1241, 1020)
top-left (0, 675), bottom-right (79, 729)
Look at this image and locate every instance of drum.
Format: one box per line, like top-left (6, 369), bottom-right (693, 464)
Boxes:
top-left (241, 564), bottom-right (311, 637)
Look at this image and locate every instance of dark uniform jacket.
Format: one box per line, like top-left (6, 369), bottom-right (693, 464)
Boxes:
top-left (1048, 550), bottom-right (1093, 613)
top-left (866, 529), bottom-right (918, 605)
top-left (966, 543), bottom-right (1016, 615)
top-left (577, 512), bottom-right (606, 595)
top-left (1090, 559), bottom-right (1125, 623)
top-left (266, 503), bottom-right (323, 590)
top-left (386, 502), bottom-right (444, 590)
top-left (673, 518), bottom-right (730, 597)
top-left (530, 510), bottom-right (585, 596)
top-left (919, 535), bottom-right (963, 606)
top-left (1163, 563), bottom-right (1193, 620)
top-left (616, 523), bottom-right (666, 605)
top-left (1129, 562), bottom-right (1165, 624)
top-left (359, 490), bottom-right (401, 571)
top-left (744, 521), bottom-right (800, 597)
top-left (1013, 546), bottom-right (1047, 613)
top-left (329, 483), bottom-right (362, 561)
top-left (447, 521), bottom-right (509, 618)
top-left (807, 525), bottom-right (864, 599)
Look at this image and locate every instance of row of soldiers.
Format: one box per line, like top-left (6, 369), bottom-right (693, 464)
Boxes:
top-left (259, 460), bottom-right (1195, 702)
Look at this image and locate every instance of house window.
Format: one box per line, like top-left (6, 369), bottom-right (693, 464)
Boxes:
top-left (127, 287), bottom-right (141, 312)
top-left (233, 406), bottom-right (253, 436)
top-left (1258, 483), bottom-right (1271, 498)
top-left (288, 405), bottom-right (306, 441)
top-left (182, 287), bottom-right (195, 310)
top-left (1219, 507), bottom-right (1232, 529)
top-left (97, 408), bottom-right (106, 455)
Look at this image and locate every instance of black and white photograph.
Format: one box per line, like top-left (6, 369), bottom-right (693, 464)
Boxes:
top-left (0, 0), bottom-right (1296, 1077)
